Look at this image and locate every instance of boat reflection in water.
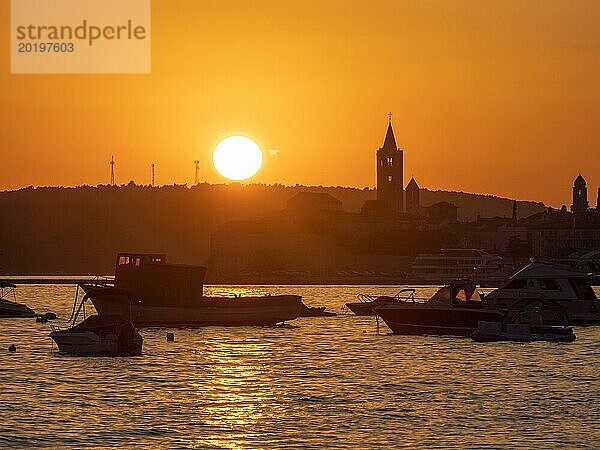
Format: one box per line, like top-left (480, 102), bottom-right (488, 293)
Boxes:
top-left (81, 253), bottom-right (302, 327)
top-left (375, 281), bottom-right (504, 336)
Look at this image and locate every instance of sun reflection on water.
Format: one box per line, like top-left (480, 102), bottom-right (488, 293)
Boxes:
top-left (1, 285), bottom-right (600, 448)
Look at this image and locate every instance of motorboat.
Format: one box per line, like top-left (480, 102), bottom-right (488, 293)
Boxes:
top-left (551, 251), bottom-right (600, 283)
top-left (346, 288), bottom-right (416, 316)
top-left (472, 298), bottom-right (576, 343)
top-left (49, 288), bottom-right (142, 356)
top-left (482, 262), bottom-right (600, 325)
top-left (50, 315), bottom-right (143, 356)
top-left (0, 282), bottom-right (36, 318)
top-left (81, 253), bottom-right (302, 327)
top-left (375, 281), bottom-right (504, 336)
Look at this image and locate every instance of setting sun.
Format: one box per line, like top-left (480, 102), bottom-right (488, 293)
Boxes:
top-left (213, 136), bottom-right (263, 181)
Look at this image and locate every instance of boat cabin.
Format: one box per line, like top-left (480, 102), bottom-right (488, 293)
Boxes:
top-left (487, 262), bottom-right (598, 301)
top-left (114, 253), bottom-right (206, 305)
top-left (429, 280), bottom-right (484, 308)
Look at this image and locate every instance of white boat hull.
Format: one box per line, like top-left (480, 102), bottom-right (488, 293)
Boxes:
top-left (50, 330), bottom-right (143, 356)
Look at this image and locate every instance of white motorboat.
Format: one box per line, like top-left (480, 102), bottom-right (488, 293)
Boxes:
top-left (0, 282), bottom-right (36, 318)
top-left (50, 289), bottom-right (142, 356)
top-left (50, 315), bottom-right (143, 356)
top-left (345, 288), bottom-right (416, 316)
top-left (472, 298), bottom-right (576, 342)
top-left (483, 262), bottom-right (600, 325)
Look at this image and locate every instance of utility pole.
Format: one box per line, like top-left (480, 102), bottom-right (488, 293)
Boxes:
top-left (110, 156), bottom-right (115, 186)
top-left (151, 163), bottom-right (155, 187)
top-left (194, 160), bottom-right (200, 185)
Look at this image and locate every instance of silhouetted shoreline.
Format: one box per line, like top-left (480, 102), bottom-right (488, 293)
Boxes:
top-left (0, 183), bottom-right (545, 276)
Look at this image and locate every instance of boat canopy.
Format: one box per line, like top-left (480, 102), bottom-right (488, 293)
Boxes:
top-left (503, 298), bottom-right (570, 326)
top-left (511, 262), bottom-right (589, 280)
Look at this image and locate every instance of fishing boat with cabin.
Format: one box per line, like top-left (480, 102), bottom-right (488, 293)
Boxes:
top-left (81, 253), bottom-right (302, 327)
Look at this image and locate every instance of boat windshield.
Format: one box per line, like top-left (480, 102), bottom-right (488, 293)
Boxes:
top-left (454, 287), bottom-right (481, 302)
top-left (430, 282), bottom-right (481, 303)
top-left (0, 282), bottom-right (17, 301)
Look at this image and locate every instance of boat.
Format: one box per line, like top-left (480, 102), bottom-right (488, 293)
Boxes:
top-left (375, 281), bottom-right (504, 336)
top-left (409, 249), bottom-right (510, 286)
top-left (81, 253), bottom-right (303, 327)
top-left (346, 288), bottom-right (416, 316)
top-left (550, 251), bottom-right (600, 286)
top-left (472, 298), bottom-right (576, 343)
top-left (552, 250), bottom-right (600, 274)
top-left (50, 288), bottom-right (142, 356)
top-left (0, 281), bottom-right (36, 318)
top-left (482, 262), bottom-right (600, 325)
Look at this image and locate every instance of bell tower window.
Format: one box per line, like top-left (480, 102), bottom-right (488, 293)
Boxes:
top-left (388, 175), bottom-right (393, 182)
top-left (387, 157), bottom-right (393, 166)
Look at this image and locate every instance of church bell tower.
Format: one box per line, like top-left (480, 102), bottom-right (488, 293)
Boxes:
top-left (376, 115), bottom-right (404, 214)
top-left (571, 173), bottom-right (588, 216)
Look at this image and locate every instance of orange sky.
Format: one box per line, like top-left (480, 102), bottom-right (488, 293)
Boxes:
top-left (1, 0), bottom-right (599, 207)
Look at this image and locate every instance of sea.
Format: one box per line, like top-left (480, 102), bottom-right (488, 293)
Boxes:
top-left (1, 284), bottom-right (600, 449)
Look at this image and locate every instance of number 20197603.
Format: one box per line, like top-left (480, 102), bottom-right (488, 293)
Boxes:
top-left (17, 42), bottom-right (74, 52)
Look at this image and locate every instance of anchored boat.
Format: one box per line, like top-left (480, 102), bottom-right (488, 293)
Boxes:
top-left (50, 289), bottom-right (142, 356)
top-left (483, 262), bottom-right (600, 325)
top-left (81, 253), bottom-right (302, 327)
top-left (0, 282), bottom-right (36, 318)
top-left (375, 281), bottom-right (504, 336)
top-left (472, 298), bottom-right (576, 343)
top-left (346, 288), bottom-right (416, 316)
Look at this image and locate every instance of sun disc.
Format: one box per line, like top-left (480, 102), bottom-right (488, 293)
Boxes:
top-left (213, 136), bottom-right (263, 181)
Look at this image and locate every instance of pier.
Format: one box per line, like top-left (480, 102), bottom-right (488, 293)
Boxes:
top-left (0, 277), bottom-right (113, 285)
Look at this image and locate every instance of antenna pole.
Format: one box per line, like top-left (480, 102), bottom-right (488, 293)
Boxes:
top-left (151, 163), bottom-right (155, 187)
top-left (194, 160), bottom-right (200, 185)
top-left (110, 156), bottom-right (115, 186)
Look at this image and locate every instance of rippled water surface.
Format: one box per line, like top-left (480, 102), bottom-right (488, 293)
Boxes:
top-left (1, 284), bottom-right (600, 448)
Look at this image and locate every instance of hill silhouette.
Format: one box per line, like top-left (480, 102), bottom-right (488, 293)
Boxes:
top-left (0, 183), bottom-right (545, 275)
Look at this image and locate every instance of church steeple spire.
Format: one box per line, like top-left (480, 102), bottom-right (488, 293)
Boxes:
top-left (382, 120), bottom-right (397, 151)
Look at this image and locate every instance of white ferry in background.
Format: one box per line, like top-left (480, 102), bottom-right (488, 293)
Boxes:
top-left (410, 249), bottom-right (509, 285)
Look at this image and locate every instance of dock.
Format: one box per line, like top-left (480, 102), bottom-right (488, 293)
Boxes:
top-left (0, 277), bottom-right (114, 285)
